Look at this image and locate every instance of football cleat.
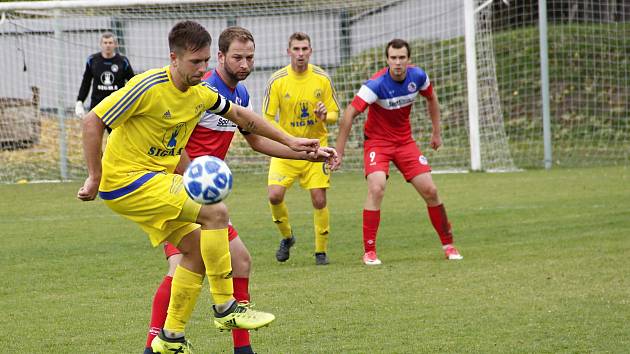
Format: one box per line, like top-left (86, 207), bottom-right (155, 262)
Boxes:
top-left (151, 331), bottom-right (193, 354)
top-left (444, 245), bottom-right (463, 260)
top-left (362, 251), bottom-right (382, 265)
top-left (214, 301), bottom-right (275, 331)
top-left (315, 252), bottom-right (329, 265)
top-left (275, 235), bottom-right (295, 262)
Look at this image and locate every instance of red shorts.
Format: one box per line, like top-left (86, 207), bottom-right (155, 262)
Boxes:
top-left (363, 139), bottom-right (431, 181)
top-left (163, 224), bottom-right (239, 258)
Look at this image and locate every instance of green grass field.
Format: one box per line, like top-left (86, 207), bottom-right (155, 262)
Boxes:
top-left (2, 167), bottom-right (629, 353)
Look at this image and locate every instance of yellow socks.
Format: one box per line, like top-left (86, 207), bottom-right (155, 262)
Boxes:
top-left (200, 228), bottom-right (233, 305)
top-left (164, 265), bottom-right (203, 333)
top-left (269, 201), bottom-right (292, 237)
top-left (314, 207), bottom-right (329, 253)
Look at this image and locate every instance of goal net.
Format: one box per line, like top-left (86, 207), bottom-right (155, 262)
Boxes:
top-left (0, 0), bottom-right (627, 183)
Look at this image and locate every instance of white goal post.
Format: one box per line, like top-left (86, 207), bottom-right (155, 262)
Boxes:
top-left (1, 0), bottom-right (627, 183)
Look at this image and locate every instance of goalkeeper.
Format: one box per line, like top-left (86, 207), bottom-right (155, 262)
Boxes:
top-left (75, 32), bottom-right (135, 133)
top-left (77, 21), bottom-right (331, 354)
top-left (335, 39), bottom-right (463, 265)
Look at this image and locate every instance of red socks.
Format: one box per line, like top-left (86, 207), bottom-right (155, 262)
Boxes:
top-left (232, 277), bottom-right (251, 349)
top-left (363, 209), bottom-right (380, 253)
top-left (427, 204), bottom-right (453, 245)
top-left (145, 275), bottom-right (172, 348)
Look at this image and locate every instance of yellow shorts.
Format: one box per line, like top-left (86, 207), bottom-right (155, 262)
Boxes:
top-left (103, 172), bottom-right (201, 247)
top-left (268, 157), bottom-right (330, 189)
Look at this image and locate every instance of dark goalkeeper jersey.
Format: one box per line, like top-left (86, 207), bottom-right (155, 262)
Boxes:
top-left (77, 52), bottom-right (134, 109)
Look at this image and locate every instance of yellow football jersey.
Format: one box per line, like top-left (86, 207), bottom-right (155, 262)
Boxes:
top-left (262, 64), bottom-right (339, 146)
top-left (93, 66), bottom-right (231, 192)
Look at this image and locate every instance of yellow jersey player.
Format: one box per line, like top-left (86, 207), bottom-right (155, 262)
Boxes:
top-left (77, 21), bottom-right (325, 354)
top-left (262, 32), bottom-right (340, 265)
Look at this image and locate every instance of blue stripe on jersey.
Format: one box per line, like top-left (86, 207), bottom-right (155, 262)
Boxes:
top-left (98, 172), bottom-right (157, 200)
top-left (364, 66), bottom-right (428, 100)
top-left (101, 72), bottom-right (168, 126)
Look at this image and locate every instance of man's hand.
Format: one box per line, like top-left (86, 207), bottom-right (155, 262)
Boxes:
top-left (288, 137), bottom-right (319, 153)
top-left (314, 101), bottom-right (327, 122)
top-left (77, 176), bottom-right (100, 201)
top-left (75, 101), bottom-right (86, 118)
top-left (430, 132), bottom-right (442, 150)
top-left (305, 147), bottom-right (341, 171)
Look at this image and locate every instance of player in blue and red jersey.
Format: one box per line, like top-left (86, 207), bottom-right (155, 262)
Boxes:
top-left (143, 27), bottom-right (337, 354)
top-left (335, 38), bottom-right (463, 265)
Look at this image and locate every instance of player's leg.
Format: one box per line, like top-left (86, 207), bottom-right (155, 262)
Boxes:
top-left (147, 227), bottom-right (257, 354)
top-left (397, 142), bottom-right (462, 261)
top-left (144, 244), bottom-right (182, 354)
top-left (190, 202), bottom-right (274, 330)
top-left (409, 173), bottom-right (462, 260)
top-left (228, 225), bottom-right (255, 354)
top-left (362, 140), bottom-right (392, 265)
top-left (303, 161), bottom-right (331, 265)
top-left (363, 172), bottom-right (387, 265)
top-left (147, 175), bottom-right (272, 353)
top-left (309, 188), bottom-right (329, 265)
top-left (268, 158), bottom-right (297, 262)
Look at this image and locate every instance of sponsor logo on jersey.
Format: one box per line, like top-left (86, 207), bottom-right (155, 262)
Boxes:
top-left (163, 110), bottom-right (171, 119)
top-left (101, 71), bottom-right (114, 85)
top-left (284, 92), bottom-right (291, 100)
top-left (111, 64), bottom-right (119, 73)
top-left (299, 101), bottom-right (310, 119)
top-left (407, 82), bottom-right (417, 92)
top-left (314, 89), bottom-right (322, 99)
top-left (146, 122), bottom-right (187, 157)
top-left (194, 103), bottom-right (204, 114)
top-left (98, 71), bottom-right (118, 91)
top-left (216, 117), bottom-right (234, 128)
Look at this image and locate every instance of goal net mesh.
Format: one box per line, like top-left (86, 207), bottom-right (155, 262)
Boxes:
top-left (0, 0), bottom-right (627, 182)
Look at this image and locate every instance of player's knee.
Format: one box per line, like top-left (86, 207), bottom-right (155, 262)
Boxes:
top-left (312, 197), bottom-right (326, 209)
top-left (268, 193), bottom-right (284, 205)
top-left (367, 184), bottom-right (386, 200)
top-left (197, 203), bottom-right (229, 228)
top-left (420, 185), bottom-right (439, 201)
top-left (232, 253), bottom-right (252, 276)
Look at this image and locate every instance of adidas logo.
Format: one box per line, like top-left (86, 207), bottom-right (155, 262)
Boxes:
top-left (284, 93), bottom-right (290, 99)
top-left (225, 318), bottom-right (237, 328)
top-left (163, 110), bottom-right (172, 119)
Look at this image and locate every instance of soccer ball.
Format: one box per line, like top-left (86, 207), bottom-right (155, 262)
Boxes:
top-left (183, 155), bottom-right (233, 204)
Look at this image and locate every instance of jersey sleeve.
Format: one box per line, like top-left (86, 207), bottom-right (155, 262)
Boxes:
top-left (200, 82), bottom-right (232, 116)
top-left (418, 70), bottom-right (433, 98)
top-left (123, 57), bottom-right (135, 81)
top-left (351, 83), bottom-right (378, 113)
top-left (322, 75), bottom-right (340, 123)
top-left (262, 77), bottom-right (279, 120)
top-left (77, 57), bottom-right (92, 101)
top-left (93, 71), bottom-right (169, 129)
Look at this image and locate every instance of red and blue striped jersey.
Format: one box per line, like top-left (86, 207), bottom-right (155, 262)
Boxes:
top-left (186, 69), bottom-right (252, 159)
top-left (351, 66), bottom-right (433, 143)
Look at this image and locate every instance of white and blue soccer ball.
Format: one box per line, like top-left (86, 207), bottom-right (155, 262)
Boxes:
top-left (183, 155), bottom-right (233, 204)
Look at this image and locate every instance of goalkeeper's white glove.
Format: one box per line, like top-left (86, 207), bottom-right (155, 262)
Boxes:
top-left (75, 101), bottom-right (85, 117)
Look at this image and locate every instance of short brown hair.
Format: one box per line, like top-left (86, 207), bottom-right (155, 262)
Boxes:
top-left (100, 32), bottom-right (116, 43)
top-left (287, 32), bottom-right (311, 48)
top-left (385, 38), bottom-right (410, 58)
top-left (218, 26), bottom-right (255, 54)
top-left (168, 21), bottom-right (211, 54)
